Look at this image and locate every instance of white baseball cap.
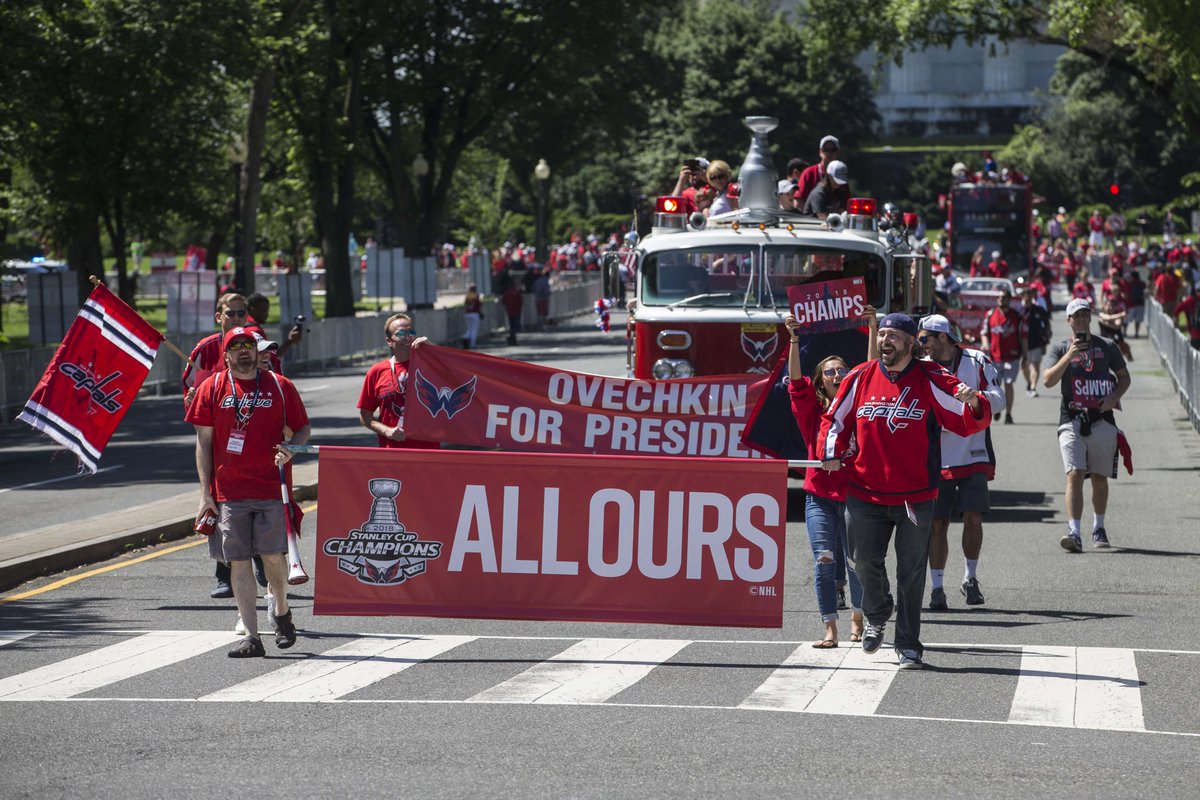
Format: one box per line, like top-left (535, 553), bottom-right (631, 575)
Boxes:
top-left (918, 313), bottom-right (960, 342)
top-left (1066, 298), bottom-right (1093, 317)
top-left (819, 135), bottom-right (840, 151)
top-left (826, 160), bottom-right (848, 185)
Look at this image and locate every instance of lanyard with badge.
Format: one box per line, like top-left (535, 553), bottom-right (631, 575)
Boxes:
top-left (226, 371), bottom-right (262, 455)
top-left (389, 356), bottom-right (407, 425)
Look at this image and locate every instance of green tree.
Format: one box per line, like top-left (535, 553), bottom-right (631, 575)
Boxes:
top-left (0, 0), bottom-right (255, 303)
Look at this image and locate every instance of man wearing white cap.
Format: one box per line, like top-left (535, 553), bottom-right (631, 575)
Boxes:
top-left (918, 314), bottom-right (1005, 609)
top-left (802, 160), bottom-right (849, 219)
top-left (795, 134), bottom-right (847, 208)
top-left (1043, 298), bottom-right (1131, 552)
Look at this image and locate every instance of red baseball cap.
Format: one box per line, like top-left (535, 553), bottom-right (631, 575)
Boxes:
top-left (222, 327), bottom-right (256, 352)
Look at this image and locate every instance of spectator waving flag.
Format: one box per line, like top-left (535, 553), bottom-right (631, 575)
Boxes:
top-left (17, 281), bottom-right (164, 473)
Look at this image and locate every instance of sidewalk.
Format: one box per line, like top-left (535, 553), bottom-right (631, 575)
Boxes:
top-left (0, 460), bottom-right (318, 592)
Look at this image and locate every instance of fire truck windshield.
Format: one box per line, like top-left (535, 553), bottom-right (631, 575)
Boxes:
top-left (641, 245), bottom-right (887, 309)
top-left (950, 185), bottom-right (1031, 274)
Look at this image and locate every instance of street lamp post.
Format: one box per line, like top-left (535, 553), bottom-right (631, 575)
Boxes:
top-left (535, 159), bottom-right (551, 264)
top-left (412, 153), bottom-right (430, 251)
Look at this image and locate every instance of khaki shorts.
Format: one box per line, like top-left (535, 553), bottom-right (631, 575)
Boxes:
top-left (209, 499), bottom-right (286, 562)
top-left (1026, 347), bottom-right (1044, 364)
top-left (1057, 418), bottom-right (1118, 478)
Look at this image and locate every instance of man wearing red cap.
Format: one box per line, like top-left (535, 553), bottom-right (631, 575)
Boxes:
top-left (818, 313), bottom-right (991, 669)
top-left (187, 327), bottom-right (312, 657)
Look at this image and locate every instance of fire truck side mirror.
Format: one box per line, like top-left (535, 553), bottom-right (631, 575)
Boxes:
top-left (911, 256), bottom-right (934, 314)
top-left (601, 252), bottom-right (621, 299)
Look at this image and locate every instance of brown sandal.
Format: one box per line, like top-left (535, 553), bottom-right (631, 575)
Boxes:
top-left (850, 614), bottom-right (864, 642)
top-left (811, 638), bottom-right (839, 649)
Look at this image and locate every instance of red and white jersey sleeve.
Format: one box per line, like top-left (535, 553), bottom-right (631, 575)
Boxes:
top-left (936, 350), bottom-right (1002, 480)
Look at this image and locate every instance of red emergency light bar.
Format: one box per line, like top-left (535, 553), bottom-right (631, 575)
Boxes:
top-left (656, 196), bottom-right (684, 214)
top-left (847, 197), bottom-right (876, 216)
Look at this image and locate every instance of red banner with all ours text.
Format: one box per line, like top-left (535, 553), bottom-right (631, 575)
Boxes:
top-left (404, 345), bottom-right (771, 458)
top-left (314, 447), bottom-right (787, 627)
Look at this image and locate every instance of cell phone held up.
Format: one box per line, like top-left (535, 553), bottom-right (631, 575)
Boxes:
top-left (1074, 330), bottom-right (1088, 343)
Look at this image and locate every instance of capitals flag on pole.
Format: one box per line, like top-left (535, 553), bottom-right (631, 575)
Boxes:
top-left (17, 283), bottom-right (164, 473)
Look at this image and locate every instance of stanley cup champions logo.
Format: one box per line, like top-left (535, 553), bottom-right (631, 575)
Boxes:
top-left (322, 478), bottom-right (443, 585)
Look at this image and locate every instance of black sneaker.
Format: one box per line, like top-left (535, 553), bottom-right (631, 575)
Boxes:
top-left (253, 555), bottom-right (268, 589)
top-left (1060, 533), bottom-right (1083, 554)
top-left (993, 412), bottom-right (1001, 421)
top-left (836, 585), bottom-right (848, 610)
top-left (1004, 414), bottom-right (1014, 424)
top-left (210, 581), bottom-right (233, 599)
top-left (861, 622), bottom-right (886, 654)
top-left (928, 587), bottom-right (948, 611)
top-left (1092, 528), bottom-right (1111, 548)
top-left (897, 648), bottom-right (925, 670)
top-left (273, 610), bottom-right (297, 649)
top-left (228, 636), bottom-right (265, 658)
top-left (961, 578), bottom-right (985, 605)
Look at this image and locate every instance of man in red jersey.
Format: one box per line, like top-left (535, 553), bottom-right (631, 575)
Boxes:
top-left (357, 312), bottom-right (438, 448)
top-left (818, 314), bottom-right (991, 669)
top-left (183, 293), bottom-right (248, 410)
top-left (187, 327), bottom-right (311, 657)
top-left (979, 289), bottom-right (1026, 424)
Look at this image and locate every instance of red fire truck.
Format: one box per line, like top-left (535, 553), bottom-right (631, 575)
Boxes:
top-left (607, 117), bottom-right (935, 380)
top-left (946, 182), bottom-right (1034, 277)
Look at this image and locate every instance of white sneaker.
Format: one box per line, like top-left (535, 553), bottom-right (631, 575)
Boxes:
top-left (234, 615), bottom-right (247, 636)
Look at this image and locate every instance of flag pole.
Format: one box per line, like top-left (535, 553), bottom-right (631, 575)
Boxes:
top-left (88, 275), bottom-right (195, 368)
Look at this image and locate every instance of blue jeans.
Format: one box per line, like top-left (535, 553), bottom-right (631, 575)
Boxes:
top-left (805, 494), bottom-right (863, 622)
top-left (846, 496), bottom-right (934, 655)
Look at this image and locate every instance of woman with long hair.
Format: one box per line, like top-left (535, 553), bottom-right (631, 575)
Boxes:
top-left (785, 309), bottom-right (877, 647)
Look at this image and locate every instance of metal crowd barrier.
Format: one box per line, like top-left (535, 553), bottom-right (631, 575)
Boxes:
top-left (1147, 297), bottom-right (1200, 434)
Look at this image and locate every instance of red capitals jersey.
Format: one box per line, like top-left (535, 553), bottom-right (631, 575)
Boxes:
top-left (185, 369), bottom-right (309, 502)
top-left (357, 358), bottom-right (438, 449)
top-left (182, 333), bottom-right (222, 393)
top-left (984, 307), bottom-right (1024, 362)
top-left (818, 359), bottom-right (992, 505)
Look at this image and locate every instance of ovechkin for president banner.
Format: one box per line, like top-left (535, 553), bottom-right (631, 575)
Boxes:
top-left (403, 345), bottom-right (772, 458)
top-left (18, 283), bottom-right (163, 473)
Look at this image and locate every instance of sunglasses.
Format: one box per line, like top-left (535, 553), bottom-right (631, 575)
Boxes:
top-left (389, 329), bottom-right (417, 339)
top-left (227, 339), bottom-right (256, 351)
top-left (223, 309), bottom-right (248, 317)
top-left (822, 367), bottom-right (849, 377)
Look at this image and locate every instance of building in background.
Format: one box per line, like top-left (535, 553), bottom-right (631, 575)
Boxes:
top-left (858, 39), bottom-right (1065, 138)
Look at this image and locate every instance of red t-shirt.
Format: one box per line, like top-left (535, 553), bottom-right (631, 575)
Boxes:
top-left (185, 369), bottom-right (309, 502)
top-left (984, 307), bottom-right (1024, 362)
top-left (182, 333), bottom-right (222, 393)
top-left (987, 259), bottom-right (1009, 278)
top-left (357, 358), bottom-right (438, 449)
top-left (1175, 295), bottom-right (1200, 339)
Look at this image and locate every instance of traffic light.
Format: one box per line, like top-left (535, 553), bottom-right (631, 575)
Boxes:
top-left (1109, 183), bottom-right (1120, 197)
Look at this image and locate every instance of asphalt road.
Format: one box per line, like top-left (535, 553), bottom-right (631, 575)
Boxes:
top-left (2, 313), bottom-right (1200, 798)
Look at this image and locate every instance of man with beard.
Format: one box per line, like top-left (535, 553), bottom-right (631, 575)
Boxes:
top-left (358, 313), bottom-right (438, 449)
top-left (187, 327), bottom-right (311, 657)
top-left (818, 314), bottom-right (992, 669)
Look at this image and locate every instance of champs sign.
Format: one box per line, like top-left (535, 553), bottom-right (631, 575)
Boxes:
top-left (314, 447), bottom-right (787, 627)
top-left (404, 346), bottom-right (771, 458)
top-left (786, 277), bottom-right (867, 333)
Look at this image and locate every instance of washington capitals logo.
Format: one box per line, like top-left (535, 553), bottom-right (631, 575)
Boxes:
top-left (414, 370), bottom-right (477, 419)
top-left (740, 332), bottom-right (778, 364)
top-left (856, 386), bottom-right (927, 433)
top-left (58, 362), bottom-right (124, 414)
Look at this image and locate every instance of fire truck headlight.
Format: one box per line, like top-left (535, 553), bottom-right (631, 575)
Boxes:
top-left (653, 358), bottom-right (695, 379)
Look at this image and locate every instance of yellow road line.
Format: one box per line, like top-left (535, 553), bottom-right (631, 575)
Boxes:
top-left (0, 502), bottom-right (318, 605)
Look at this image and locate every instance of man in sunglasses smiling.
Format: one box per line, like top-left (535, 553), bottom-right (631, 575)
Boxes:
top-left (918, 314), bottom-right (1005, 611)
top-left (357, 312), bottom-right (438, 449)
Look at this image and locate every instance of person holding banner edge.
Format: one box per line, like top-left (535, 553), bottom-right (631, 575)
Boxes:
top-left (784, 305), bottom-right (878, 648)
top-left (187, 327), bottom-right (311, 657)
top-left (358, 313), bottom-right (438, 449)
top-left (818, 314), bottom-right (991, 669)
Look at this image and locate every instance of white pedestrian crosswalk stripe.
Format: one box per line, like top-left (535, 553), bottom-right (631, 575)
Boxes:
top-left (0, 630), bottom-right (1191, 737)
top-left (468, 638), bottom-right (690, 705)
